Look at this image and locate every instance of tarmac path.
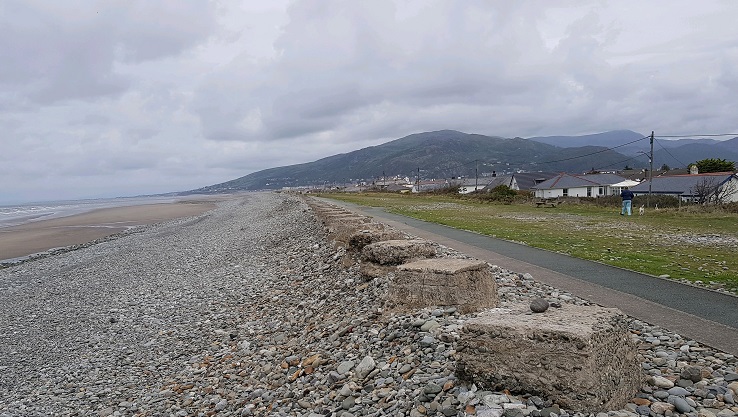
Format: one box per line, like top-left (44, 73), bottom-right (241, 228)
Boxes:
top-left (318, 198), bottom-right (738, 356)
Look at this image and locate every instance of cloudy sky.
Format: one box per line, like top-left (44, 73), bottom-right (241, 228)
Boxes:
top-left (2, 0), bottom-right (737, 204)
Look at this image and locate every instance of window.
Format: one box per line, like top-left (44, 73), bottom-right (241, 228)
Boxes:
top-left (587, 187), bottom-right (592, 197)
top-left (599, 186), bottom-right (604, 195)
top-left (563, 188), bottom-right (568, 196)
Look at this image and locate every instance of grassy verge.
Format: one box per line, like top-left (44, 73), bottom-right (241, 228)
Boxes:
top-left (322, 193), bottom-right (738, 293)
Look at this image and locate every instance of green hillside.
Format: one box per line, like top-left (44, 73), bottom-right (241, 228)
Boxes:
top-left (193, 130), bottom-right (644, 192)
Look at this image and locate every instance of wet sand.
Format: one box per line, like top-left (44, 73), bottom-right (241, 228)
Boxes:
top-left (0, 201), bottom-right (217, 261)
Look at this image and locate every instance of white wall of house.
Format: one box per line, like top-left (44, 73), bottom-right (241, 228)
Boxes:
top-left (724, 177), bottom-right (738, 202)
top-left (510, 178), bottom-right (519, 191)
top-left (535, 189), bottom-right (561, 198)
top-left (535, 186), bottom-right (607, 199)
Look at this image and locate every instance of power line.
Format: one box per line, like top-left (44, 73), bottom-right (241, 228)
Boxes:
top-left (535, 135), bottom-right (649, 165)
top-left (655, 133), bottom-right (738, 138)
top-left (654, 138), bottom-right (688, 167)
top-left (594, 154), bottom-right (648, 171)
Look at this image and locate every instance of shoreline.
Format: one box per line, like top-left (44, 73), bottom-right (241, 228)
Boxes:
top-left (0, 201), bottom-right (217, 262)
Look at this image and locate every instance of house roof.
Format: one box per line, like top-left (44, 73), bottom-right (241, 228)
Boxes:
top-left (384, 183), bottom-right (411, 192)
top-left (510, 172), bottom-right (557, 190)
top-left (630, 172), bottom-right (737, 195)
top-left (482, 175), bottom-right (515, 190)
top-left (532, 173), bottom-right (628, 190)
top-left (458, 178), bottom-right (487, 187)
top-left (611, 179), bottom-right (641, 188)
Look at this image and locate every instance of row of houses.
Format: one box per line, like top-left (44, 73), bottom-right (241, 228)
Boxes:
top-left (531, 171), bottom-right (738, 203)
top-left (401, 170), bottom-right (738, 203)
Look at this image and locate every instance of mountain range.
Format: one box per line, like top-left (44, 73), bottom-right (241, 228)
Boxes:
top-left (192, 130), bottom-right (737, 193)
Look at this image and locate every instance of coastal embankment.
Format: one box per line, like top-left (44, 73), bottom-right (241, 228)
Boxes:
top-left (0, 193), bottom-right (736, 417)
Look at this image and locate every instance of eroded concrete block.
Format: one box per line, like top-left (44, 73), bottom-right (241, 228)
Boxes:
top-left (361, 239), bottom-right (436, 265)
top-left (390, 258), bottom-right (497, 313)
top-left (347, 226), bottom-right (406, 251)
top-left (456, 303), bottom-right (642, 412)
top-left (359, 262), bottom-right (395, 280)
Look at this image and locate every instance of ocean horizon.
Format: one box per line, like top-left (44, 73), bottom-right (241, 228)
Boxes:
top-left (0, 195), bottom-right (181, 229)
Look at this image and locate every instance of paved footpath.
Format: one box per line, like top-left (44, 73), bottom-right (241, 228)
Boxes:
top-left (320, 198), bottom-right (738, 356)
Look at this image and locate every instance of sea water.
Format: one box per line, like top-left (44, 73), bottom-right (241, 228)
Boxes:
top-left (0, 196), bottom-right (179, 229)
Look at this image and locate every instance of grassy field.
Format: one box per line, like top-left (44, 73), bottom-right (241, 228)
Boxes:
top-left (323, 193), bottom-right (738, 293)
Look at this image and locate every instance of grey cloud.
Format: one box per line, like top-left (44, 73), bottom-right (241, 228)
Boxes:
top-left (0, 0), bottom-right (217, 106)
top-left (192, 1), bottom-right (592, 144)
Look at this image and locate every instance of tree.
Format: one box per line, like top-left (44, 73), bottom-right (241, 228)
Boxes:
top-left (660, 164), bottom-right (671, 171)
top-left (694, 158), bottom-right (735, 173)
top-left (691, 175), bottom-right (738, 204)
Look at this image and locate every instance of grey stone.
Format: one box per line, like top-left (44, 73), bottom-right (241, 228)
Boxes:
top-left (424, 383), bottom-right (443, 395)
top-left (342, 397), bottom-right (356, 410)
top-left (653, 390), bottom-right (670, 399)
top-left (419, 336), bottom-right (435, 347)
top-left (504, 409), bottom-right (525, 417)
top-left (421, 319), bottom-right (440, 332)
top-left (530, 298), bottom-right (549, 313)
top-left (355, 356), bottom-right (376, 379)
top-left (668, 387), bottom-right (690, 396)
top-left (668, 395), bottom-right (692, 413)
top-left (215, 399), bottom-right (228, 411)
top-left (636, 405), bottom-right (651, 415)
top-left (337, 360), bottom-right (355, 375)
top-left (681, 366), bottom-right (704, 383)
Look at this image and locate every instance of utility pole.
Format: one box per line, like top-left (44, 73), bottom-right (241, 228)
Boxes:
top-left (416, 167), bottom-right (420, 193)
top-left (648, 131), bottom-right (654, 208)
top-left (475, 160), bottom-right (479, 192)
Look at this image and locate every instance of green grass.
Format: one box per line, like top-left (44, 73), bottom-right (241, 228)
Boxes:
top-left (323, 193), bottom-right (738, 293)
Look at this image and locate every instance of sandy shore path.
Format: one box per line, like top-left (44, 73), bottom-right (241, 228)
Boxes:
top-left (0, 201), bottom-right (216, 261)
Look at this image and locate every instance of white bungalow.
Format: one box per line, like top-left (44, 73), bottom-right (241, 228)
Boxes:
top-left (531, 173), bottom-right (631, 199)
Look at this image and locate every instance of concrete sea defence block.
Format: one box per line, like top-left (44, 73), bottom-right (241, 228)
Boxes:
top-left (390, 258), bottom-right (498, 313)
top-left (456, 302), bottom-right (642, 412)
top-left (347, 226), bottom-right (406, 251)
top-left (361, 239), bottom-right (436, 265)
top-left (303, 198), bottom-right (408, 251)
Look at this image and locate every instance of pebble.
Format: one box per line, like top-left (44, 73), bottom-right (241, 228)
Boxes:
top-left (1, 193), bottom-right (737, 417)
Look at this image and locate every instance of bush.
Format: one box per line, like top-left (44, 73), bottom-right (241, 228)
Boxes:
top-left (585, 194), bottom-right (680, 208)
top-left (469, 185), bottom-right (524, 203)
top-left (425, 185), bottom-right (461, 195)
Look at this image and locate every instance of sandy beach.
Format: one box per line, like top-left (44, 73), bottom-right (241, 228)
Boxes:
top-left (0, 201), bottom-right (216, 261)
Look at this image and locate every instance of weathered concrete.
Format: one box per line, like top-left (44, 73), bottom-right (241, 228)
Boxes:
top-left (361, 239), bottom-right (436, 265)
top-left (347, 225), bottom-right (406, 252)
top-left (359, 262), bottom-right (395, 280)
top-left (456, 303), bottom-right (643, 412)
top-left (390, 258), bottom-right (497, 313)
top-left (304, 199), bottom-right (406, 250)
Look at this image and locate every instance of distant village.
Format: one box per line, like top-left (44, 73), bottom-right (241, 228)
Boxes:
top-left (284, 165), bottom-right (738, 205)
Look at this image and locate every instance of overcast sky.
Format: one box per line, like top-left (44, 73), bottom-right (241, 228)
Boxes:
top-left (2, 0), bottom-right (737, 204)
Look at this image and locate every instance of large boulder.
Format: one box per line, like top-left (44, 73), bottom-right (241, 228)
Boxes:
top-left (456, 302), bottom-right (643, 412)
top-left (390, 258), bottom-right (497, 313)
